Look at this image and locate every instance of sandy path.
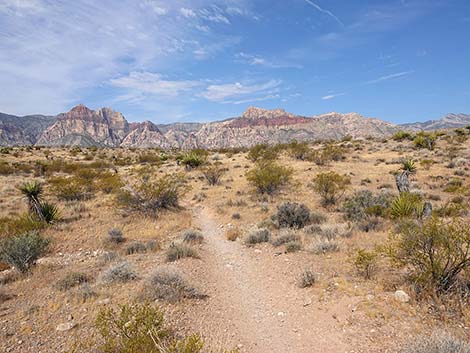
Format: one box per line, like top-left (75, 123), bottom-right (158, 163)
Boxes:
top-left (189, 206), bottom-right (349, 353)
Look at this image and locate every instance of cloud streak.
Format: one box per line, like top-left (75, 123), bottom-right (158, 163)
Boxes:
top-left (304, 0), bottom-right (344, 26)
top-left (200, 80), bottom-right (281, 102)
top-left (365, 71), bottom-right (414, 85)
top-left (321, 93), bottom-right (345, 100)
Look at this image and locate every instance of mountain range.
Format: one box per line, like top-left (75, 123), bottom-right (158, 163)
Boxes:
top-left (0, 105), bottom-right (468, 148)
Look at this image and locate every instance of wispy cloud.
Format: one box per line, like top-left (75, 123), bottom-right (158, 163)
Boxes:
top-left (365, 71), bottom-right (414, 85)
top-left (235, 52), bottom-right (302, 69)
top-left (321, 93), bottom-right (345, 100)
top-left (110, 72), bottom-right (201, 97)
top-left (304, 0), bottom-right (344, 26)
top-left (200, 80), bottom-right (282, 102)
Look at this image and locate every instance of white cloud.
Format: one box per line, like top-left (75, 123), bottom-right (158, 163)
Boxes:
top-left (365, 71), bottom-right (414, 85)
top-left (304, 0), bottom-right (344, 26)
top-left (321, 93), bottom-right (345, 100)
top-left (110, 72), bottom-right (201, 97)
top-left (236, 52), bottom-right (303, 69)
top-left (180, 7), bottom-right (196, 18)
top-left (200, 80), bottom-right (282, 102)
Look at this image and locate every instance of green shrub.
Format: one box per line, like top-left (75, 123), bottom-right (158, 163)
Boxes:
top-left (95, 303), bottom-right (205, 353)
top-left (414, 132), bottom-right (437, 150)
top-left (385, 217), bottom-right (470, 293)
top-left (166, 243), bottom-right (199, 262)
top-left (38, 201), bottom-right (60, 224)
top-left (247, 144), bottom-right (279, 162)
top-left (178, 150), bottom-right (207, 169)
top-left (392, 130), bottom-right (414, 141)
top-left (0, 232), bottom-right (50, 273)
top-left (0, 215), bottom-right (44, 237)
top-left (400, 159), bottom-right (417, 174)
top-left (274, 202), bottom-right (311, 229)
top-left (49, 176), bottom-right (90, 201)
top-left (118, 174), bottom-right (187, 217)
top-left (390, 192), bottom-right (424, 219)
top-left (313, 172), bottom-right (351, 206)
top-left (246, 161), bottom-right (293, 195)
top-left (342, 190), bottom-right (391, 222)
top-left (287, 140), bottom-right (310, 160)
top-left (353, 249), bottom-right (378, 280)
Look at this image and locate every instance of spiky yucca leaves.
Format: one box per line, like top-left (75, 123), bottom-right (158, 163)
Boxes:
top-left (18, 181), bottom-right (44, 220)
top-left (39, 202), bottom-right (61, 224)
top-left (400, 159), bottom-right (417, 174)
top-left (390, 192), bottom-right (424, 219)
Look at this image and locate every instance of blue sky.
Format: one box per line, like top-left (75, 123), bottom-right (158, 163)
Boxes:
top-left (0, 0), bottom-right (469, 124)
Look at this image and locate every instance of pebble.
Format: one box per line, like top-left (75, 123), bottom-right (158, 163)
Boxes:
top-left (394, 290), bottom-right (410, 303)
top-left (56, 322), bottom-right (77, 332)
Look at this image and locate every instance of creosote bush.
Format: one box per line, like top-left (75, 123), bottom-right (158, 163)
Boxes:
top-left (55, 272), bottom-right (89, 291)
top-left (95, 303), bottom-right (207, 353)
top-left (313, 172), bottom-right (351, 206)
top-left (247, 143), bottom-right (279, 162)
top-left (414, 132), bottom-right (437, 150)
top-left (274, 202), bottom-right (311, 229)
top-left (353, 249), bottom-right (378, 280)
top-left (246, 161), bottom-right (293, 195)
top-left (0, 232), bottom-right (49, 273)
top-left (298, 269), bottom-right (316, 288)
top-left (385, 217), bottom-right (470, 294)
top-left (201, 165), bottom-right (225, 185)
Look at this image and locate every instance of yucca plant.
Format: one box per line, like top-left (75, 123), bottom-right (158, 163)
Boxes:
top-left (18, 181), bottom-right (44, 220)
top-left (390, 192), bottom-right (423, 219)
top-left (39, 202), bottom-right (60, 224)
top-left (400, 159), bottom-right (417, 174)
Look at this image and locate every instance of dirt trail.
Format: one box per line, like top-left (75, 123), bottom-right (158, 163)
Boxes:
top-left (189, 206), bottom-right (349, 353)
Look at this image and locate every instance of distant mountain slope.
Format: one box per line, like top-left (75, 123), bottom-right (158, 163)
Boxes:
top-left (401, 113), bottom-right (470, 131)
top-left (0, 105), bottom-right (467, 148)
top-left (0, 113), bottom-right (56, 146)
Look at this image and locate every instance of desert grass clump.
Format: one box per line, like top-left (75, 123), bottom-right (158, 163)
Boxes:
top-left (166, 243), bottom-right (199, 262)
top-left (246, 161), bottom-right (293, 195)
top-left (126, 242), bottom-right (149, 255)
top-left (298, 269), bottom-right (317, 288)
top-left (313, 172), bottom-right (351, 206)
top-left (274, 202), bottom-right (311, 229)
top-left (201, 165), bottom-right (225, 185)
top-left (55, 272), bottom-right (89, 291)
top-left (353, 249), bottom-right (378, 280)
top-left (118, 174), bottom-right (186, 217)
top-left (245, 228), bottom-right (271, 245)
top-left (0, 232), bottom-right (49, 273)
top-left (178, 150), bottom-right (207, 169)
top-left (401, 331), bottom-right (470, 353)
top-left (272, 232), bottom-right (301, 247)
top-left (385, 217), bottom-right (470, 294)
top-left (101, 262), bottom-right (138, 283)
top-left (141, 267), bottom-right (205, 302)
top-left (182, 229), bottom-right (204, 244)
top-left (225, 228), bottom-right (240, 241)
top-left (94, 303), bottom-right (206, 353)
top-left (285, 241), bottom-right (302, 253)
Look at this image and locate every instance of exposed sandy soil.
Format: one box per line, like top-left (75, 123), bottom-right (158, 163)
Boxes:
top-left (1, 136), bottom-right (470, 352)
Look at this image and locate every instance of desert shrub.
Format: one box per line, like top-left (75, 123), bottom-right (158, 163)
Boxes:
top-left (400, 159), bottom-right (417, 174)
top-left (272, 232), bottom-right (301, 247)
top-left (309, 211), bottom-right (327, 224)
top-left (414, 132), bottom-right (437, 150)
top-left (298, 269), bottom-right (316, 288)
top-left (309, 144), bottom-right (346, 165)
top-left (353, 249), bottom-right (378, 280)
top-left (401, 331), bottom-right (470, 353)
top-left (0, 215), bottom-right (44, 237)
top-left (96, 172), bottom-right (123, 194)
top-left (390, 192), bottom-right (425, 219)
top-left (137, 152), bottom-right (162, 164)
top-left (247, 144), bottom-right (279, 162)
top-left (225, 228), bottom-right (240, 241)
top-left (385, 217), bottom-right (470, 293)
top-left (444, 178), bottom-right (463, 193)
top-left (18, 181), bottom-right (43, 219)
top-left (246, 161), bottom-right (293, 195)
top-left (55, 272), bottom-right (89, 291)
top-left (201, 165), bottom-right (224, 185)
top-left (285, 241), bottom-right (302, 253)
top-left (342, 190), bottom-right (390, 231)
top-left (0, 232), bottom-right (49, 273)
top-left (392, 130), bottom-right (414, 141)
top-left (178, 150), bottom-right (207, 169)
top-left (38, 201), bottom-right (60, 224)
top-left (95, 303), bottom-right (205, 353)
top-left (287, 140), bottom-right (310, 160)
top-left (0, 162), bottom-right (15, 175)
top-left (166, 243), bottom-right (199, 262)
top-left (313, 172), bottom-right (351, 206)
top-left (274, 202), bottom-right (311, 229)
top-left (125, 242), bottom-right (148, 255)
top-left (49, 176), bottom-right (90, 201)
top-left (182, 230), bottom-right (204, 244)
top-left (141, 267), bottom-right (205, 302)
top-left (310, 239), bottom-right (339, 254)
top-left (245, 228), bottom-right (271, 245)
top-left (107, 228), bottom-right (124, 244)
top-left (101, 262), bottom-right (138, 283)
top-left (118, 174), bottom-right (186, 217)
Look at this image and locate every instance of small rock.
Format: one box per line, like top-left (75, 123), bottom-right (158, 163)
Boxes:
top-left (254, 249), bottom-right (262, 254)
top-left (56, 322), bottom-right (76, 332)
top-left (277, 311), bottom-right (285, 316)
top-left (394, 290), bottom-right (410, 303)
top-left (366, 294), bottom-right (375, 301)
top-left (97, 298), bottom-right (110, 305)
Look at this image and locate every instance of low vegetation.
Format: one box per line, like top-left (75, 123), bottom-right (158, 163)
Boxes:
top-left (313, 171), bottom-right (351, 206)
top-left (246, 161), bottom-right (293, 195)
top-left (0, 232), bottom-right (49, 273)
